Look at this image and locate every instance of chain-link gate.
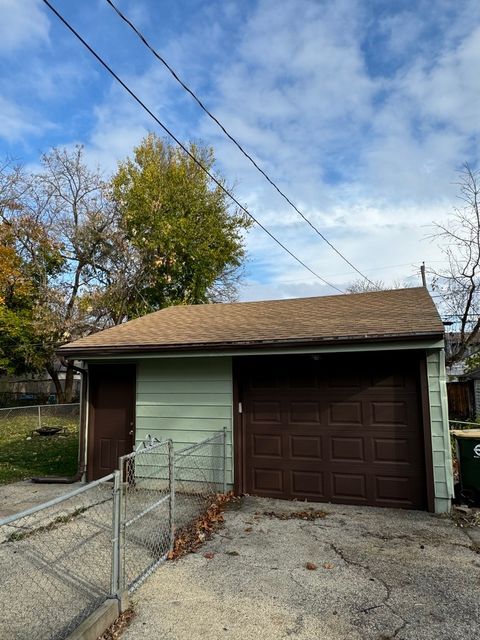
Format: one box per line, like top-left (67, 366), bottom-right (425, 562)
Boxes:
top-left (0, 429), bottom-right (227, 639)
top-left (0, 475), bottom-right (116, 640)
top-left (117, 430), bottom-right (227, 592)
top-left (118, 438), bottom-right (173, 591)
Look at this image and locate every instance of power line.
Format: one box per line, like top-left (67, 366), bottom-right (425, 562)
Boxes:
top-left (41, 0), bottom-right (343, 294)
top-left (442, 314), bottom-right (479, 318)
top-left (104, 0), bottom-right (373, 287)
top-left (243, 261), bottom-right (427, 287)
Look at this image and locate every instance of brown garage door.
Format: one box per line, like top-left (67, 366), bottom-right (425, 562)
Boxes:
top-left (239, 353), bottom-right (427, 509)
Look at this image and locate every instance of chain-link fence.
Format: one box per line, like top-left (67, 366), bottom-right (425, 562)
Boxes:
top-left (0, 475), bottom-right (115, 640)
top-left (0, 403), bottom-right (80, 434)
top-left (0, 429), bottom-right (227, 639)
top-left (174, 432), bottom-right (226, 531)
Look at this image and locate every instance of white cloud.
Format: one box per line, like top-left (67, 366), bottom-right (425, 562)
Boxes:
top-left (0, 95), bottom-right (51, 143)
top-left (401, 25), bottom-right (480, 135)
top-left (0, 0), bottom-right (49, 53)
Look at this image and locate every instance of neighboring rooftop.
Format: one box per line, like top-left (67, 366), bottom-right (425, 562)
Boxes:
top-left (58, 287), bottom-right (444, 356)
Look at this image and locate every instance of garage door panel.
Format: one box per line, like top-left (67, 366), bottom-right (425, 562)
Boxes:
top-left (291, 470), bottom-right (324, 498)
top-left (328, 401), bottom-right (363, 425)
top-left (364, 398), bottom-right (420, 433)
top-left (250, 400), bottom-right (282, 423)
top-left (368, 363), bottom-right (417, 388)
top-left (330, 436), bottom-right (365, 462)
top-left (373, 437), bottom-right (412, 464)
top-left (370, 372), bottom-right (407, 388)
top-left (252, 468), bottom-right (284, 495)
top-left (374, 475), bottom-right (416, 506)
top-left (289, 401), bottom-right (321, 423)
top-left (332, 473), bottom-right (368, 501)
top-left (327, 372), bottom-right (362, 389)
top-left (251, 433), bottom-right (283, 458)
top-left (289, 435), bottom-right (322, 460)
top-left (371, 400), bottom-right (408, 425)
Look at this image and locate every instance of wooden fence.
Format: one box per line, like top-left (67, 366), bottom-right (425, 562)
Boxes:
top-left (447, 381), bottom-right (474, 420)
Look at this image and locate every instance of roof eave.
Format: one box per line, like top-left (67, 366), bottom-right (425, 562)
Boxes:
top-left (56, 330), bottom-right (445, 358)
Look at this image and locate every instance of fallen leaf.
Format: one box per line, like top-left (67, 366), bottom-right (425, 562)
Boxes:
top-left (203, 552), bottom-right (215, 559)
top-left (264, 510), bottom-right (328, 521)
top-left (305, 562), bottom-right (317, 570)
top-left (244, 527), bottom-right (253, 532)
top-left (323, 563), bottom-right (334, 570)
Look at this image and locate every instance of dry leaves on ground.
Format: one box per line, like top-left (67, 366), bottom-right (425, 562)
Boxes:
top-left (96, 608), bottom-right (135, 640)
top-left (305, 562), bottom-right (317, 570)
top-left (263, 509), bottom-right (328, 521)
top-left (167, 492), bottom-right (239, 560)
top-left (450, 506), bottom-right (480, 528)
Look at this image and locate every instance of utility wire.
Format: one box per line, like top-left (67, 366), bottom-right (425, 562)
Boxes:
top-left (42, 0), bottom-right (343, 294)
top-left (104, 0), bottom-right (373, 287)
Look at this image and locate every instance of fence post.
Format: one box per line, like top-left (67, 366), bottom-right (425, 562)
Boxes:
top-left (222, 427), bottom-right (227, 494)
top-left (37, 405), bottom-right (42, 431)
top-left (168, 440), bottom-right (175, 552)
top-left (111, 469), bottom-right (122, 596)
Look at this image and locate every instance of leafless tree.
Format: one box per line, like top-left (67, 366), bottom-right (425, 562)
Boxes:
top-left (346, 279), bottom-right (413, 294)
top-left (346, 279), bottom-right (386, 293)
top-left (430, 163), bottom-right (480, 367)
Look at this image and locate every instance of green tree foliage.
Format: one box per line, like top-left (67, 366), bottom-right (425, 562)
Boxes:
top-left (111, 133), bottom-right (251, 316)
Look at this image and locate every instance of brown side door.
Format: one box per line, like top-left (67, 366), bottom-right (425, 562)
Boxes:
top-left (87, 364), bottom-right (136, 480)
top-left (238, 353), bottom-right (427, 510)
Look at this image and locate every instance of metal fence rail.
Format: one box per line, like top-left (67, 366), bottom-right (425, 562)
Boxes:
top-left (0, 429), bottom-right (227, 639)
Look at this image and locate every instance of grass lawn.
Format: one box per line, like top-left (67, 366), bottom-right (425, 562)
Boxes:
top-left (0, 413), bottom-right (79, 484)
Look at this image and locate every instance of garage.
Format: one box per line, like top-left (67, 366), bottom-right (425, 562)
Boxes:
top-left (59, 286), bottom-right (454, 513)
top-left (237, 353), bottom-right (427, 509)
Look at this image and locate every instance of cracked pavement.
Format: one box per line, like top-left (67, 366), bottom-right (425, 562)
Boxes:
top-left (124, 497), bottom-right (480, 640)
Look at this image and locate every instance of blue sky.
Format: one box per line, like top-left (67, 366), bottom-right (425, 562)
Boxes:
top-left (1, 0), bottom-right (480, 300)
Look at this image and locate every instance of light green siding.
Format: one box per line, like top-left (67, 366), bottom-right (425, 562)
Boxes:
top-left (136, 357), bottom-right (233, 484)
top-left (427, 349), bottom-right (454, 513)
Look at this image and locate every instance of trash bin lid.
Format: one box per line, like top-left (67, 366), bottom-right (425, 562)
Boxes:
top-left (450, 429), bottom-right (480, 439)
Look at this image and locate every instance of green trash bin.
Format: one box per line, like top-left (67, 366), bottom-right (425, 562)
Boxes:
top-left (451, 429), bottom-right (480, 505)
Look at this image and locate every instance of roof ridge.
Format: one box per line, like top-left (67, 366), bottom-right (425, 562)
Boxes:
top-left (160, 286), bottom-right (427, 310)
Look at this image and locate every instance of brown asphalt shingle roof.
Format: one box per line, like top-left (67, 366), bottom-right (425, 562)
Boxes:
top-left (58, 287), bottom-right (443, 356)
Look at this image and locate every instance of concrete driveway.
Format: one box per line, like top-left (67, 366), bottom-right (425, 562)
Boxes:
top-left (125, 497), bottom-right (480, 640)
